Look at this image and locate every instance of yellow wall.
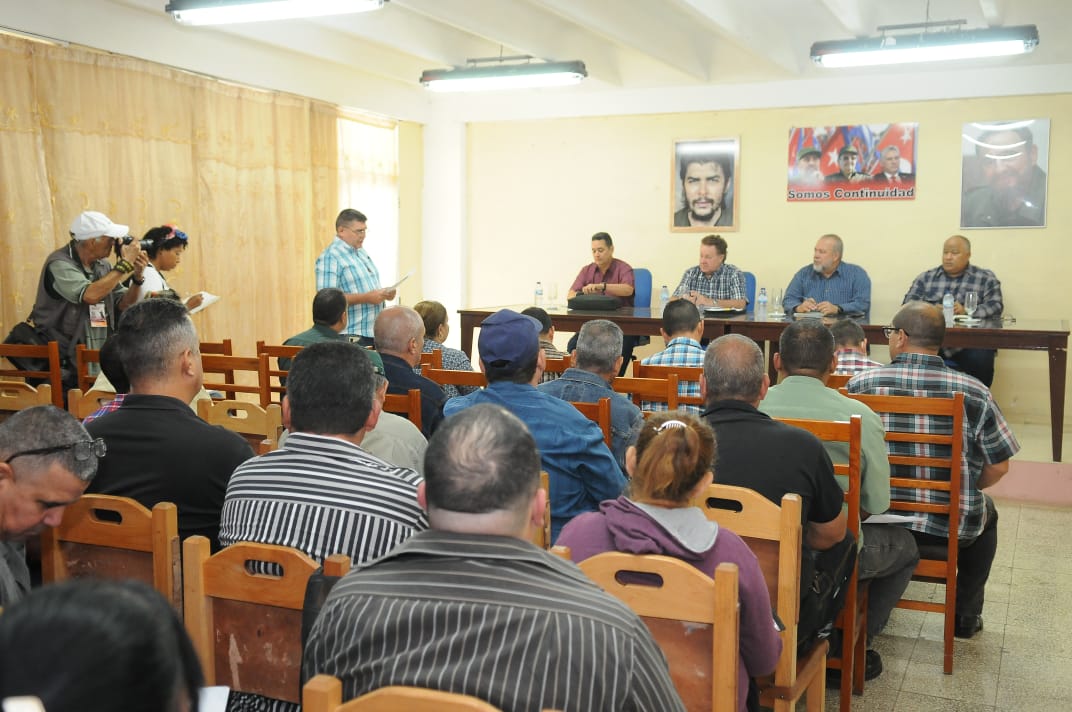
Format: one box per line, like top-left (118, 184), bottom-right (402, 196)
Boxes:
top-left (466, 94), bottom-right (1071, 425)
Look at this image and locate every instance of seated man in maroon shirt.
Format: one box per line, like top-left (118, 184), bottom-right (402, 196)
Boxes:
top-left (567, 231), bottom-right (636, 374)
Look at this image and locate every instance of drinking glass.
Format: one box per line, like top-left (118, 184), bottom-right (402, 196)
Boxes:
top-left (964, 291), bottom-right (979, 321)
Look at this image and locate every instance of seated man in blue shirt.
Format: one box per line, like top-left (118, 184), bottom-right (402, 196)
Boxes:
top-left (538, 319), bottom-right (643, 471)
top-left (783, 234), bottom-right (871, 320)
top-left (445, 309), bottom-right (625, 541)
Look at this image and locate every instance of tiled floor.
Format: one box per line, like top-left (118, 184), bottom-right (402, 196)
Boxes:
top-left (820, 422), bottom-right (1072, 711)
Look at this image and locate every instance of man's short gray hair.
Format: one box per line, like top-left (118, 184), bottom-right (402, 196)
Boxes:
top-left (0, 406), bottom-right (98, 482)
top-left (703, 334), bottom-right (765, 404)
top-left (575, 320), bottom-right (623, 375)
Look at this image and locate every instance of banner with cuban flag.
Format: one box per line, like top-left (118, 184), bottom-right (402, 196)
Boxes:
top-left (787, 123), bottom-right (918, 202)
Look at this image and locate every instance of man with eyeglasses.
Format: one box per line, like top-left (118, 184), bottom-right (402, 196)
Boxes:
top-left (847, 302), bottom-right (1020, 639)
top-left (315, 208), bottom-right (396, 347)
top-left (0, 406), bottom-right (102, 607)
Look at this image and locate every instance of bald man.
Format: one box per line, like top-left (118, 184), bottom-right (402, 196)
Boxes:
top-left (903, 235), bottom-right (1003, 386)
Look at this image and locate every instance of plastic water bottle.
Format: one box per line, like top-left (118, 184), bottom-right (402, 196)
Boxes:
top-left (942, 292), bottom-right (954, 325)
top-left (659, 285), bottom-right (670, 311)
top-left (534, 281), bottom-right (543, 307)
top-left (757, 287), bottom-right (768, 317)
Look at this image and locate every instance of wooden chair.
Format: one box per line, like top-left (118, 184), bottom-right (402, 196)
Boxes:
top-left (826, 374), bottom-right (852, 389)
top-left (612, 374), bottom-right (679, 413)
top-left (844, 391), bottom-right (965, 675)
top-left (183, 536), bottom-right (351, 705)
top-left (0, 381), bottom-right (53, 417)
top-left (418, 349), bottom-right (443, 369)
top-left (691, 487), bottom-right (827, 712)
top-left (632, 362), bottom-right (703, 410)
top-left (383, 388), bottom-right (422, 433)
top-left (775, 415), bottom-right (866, 709)
top-left (576, 553), bottom-right (740, 712)
top-left (197, 399), bottom-right (282, 454)
top-left (255, 343), bottom-right (303, 407)
top-left (569, 397), bottom-right (612, 449)
top-left (40, 495), bottom-right (181, 611)
top-left (424, 368), bottom-right (487, 390)
top-left (201, 353), bottom-right (261, 400)
top-left (75, 344), bottom-right (101, 391)
top-left (303, 675), bottom-right (503, 712)
top-left (0, 341), bottom-right (63, 406)
top-left (543, 356), bottom-right (571, 378)
top-left (67, 388), bottom-right (119, 419)
top-left (530, 471), bottom-right (552, 549)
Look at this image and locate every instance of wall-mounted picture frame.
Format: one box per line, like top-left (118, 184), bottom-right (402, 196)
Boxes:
top-left (960, 118), bottom-right (1048, 228)
top-left (671, 138), bottom-right (739, 232)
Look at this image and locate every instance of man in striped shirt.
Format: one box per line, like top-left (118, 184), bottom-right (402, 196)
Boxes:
top-left (847, 302), bottom-right (1020, 639)
top-left (304, 404), bottom-right (684, 712)
top-left (640, 299), bottom-right (705, 413)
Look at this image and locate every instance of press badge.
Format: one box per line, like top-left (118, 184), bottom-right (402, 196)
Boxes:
top-left (89, 303), bottom-right (107, 328)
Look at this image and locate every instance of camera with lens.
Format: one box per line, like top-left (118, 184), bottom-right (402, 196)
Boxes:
top-left (114, 234), bottom-right (153, 258)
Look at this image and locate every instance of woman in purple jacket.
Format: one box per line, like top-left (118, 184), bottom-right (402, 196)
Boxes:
top-left (557, 411), bottom-right (781, 712)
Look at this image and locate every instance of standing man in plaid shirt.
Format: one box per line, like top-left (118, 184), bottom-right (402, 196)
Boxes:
top-left (903, 235), bottom-right (1003, 386)
top-left (315, 209), bottom-right (396, 347)
top-left (640, 300), bottom-right (705, 414)
top-left (847, 302), bottom-right (1019, 639)
top-left (671, 234), bottom-right (747, 309)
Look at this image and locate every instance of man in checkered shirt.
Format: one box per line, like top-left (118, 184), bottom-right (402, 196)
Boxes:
top-left (847, 302), bottom-right (1019, 639)
top-left (639, 299), bottom-right (704, 413)
top-left (903, 235), bottom-right (1003, 386)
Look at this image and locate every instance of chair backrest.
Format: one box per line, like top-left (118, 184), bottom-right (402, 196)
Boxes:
top-left (201, 353), bottom-right (261, 399)
top-left (75, 344), bottom-right (101, 392)
top-left (691, 487), bottom-right (805, 691)
top-left (303, 675), bottom-right (504, 712)
top-left (40, 495), bottom-right (180, 610)
top-left (0, 380), bottom-right (53, 416)
top-left (612, 374), bottom-right (679, 412)
top-left (543, 356), bottom-right (571, 377)
top-left (577, 553), bottom-right (739, 712)
top-left (418, 349), bottom-right (443, 369)
top-left (382, 388), bottom-right (422, 433)
top-left (183, 536), bottom-right (338, 703)
top-left (743, 271), bottom-right (757, 308)
top-left (0, 341), bottom-right (63, 406)
top-left (424, 368), bottom-right (487, 389)
top-left (530, 471), bottom-right (552, 549)
top-left (66, 388), bottom-right (118, 419)
top-left (197, 399), bottom-right (282, 454)
top-left (255, 342), bottom-right (304, 407)
top-left (632, 362), bottom-right (703, 409)
top-left (633, 267), bottom-right (654, 309)
top-left (569, 397), bottom-right (612, 449)
top-left (826, 374), bottom-right (852, 389)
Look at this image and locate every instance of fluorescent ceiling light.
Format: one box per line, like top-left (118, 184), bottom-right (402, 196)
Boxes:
top-left (420, 59), bottom-right (587, 93)
top-left (811, 24), bottom-right (1038, 68)
top-left (166, 0), bottom-right (385, 26)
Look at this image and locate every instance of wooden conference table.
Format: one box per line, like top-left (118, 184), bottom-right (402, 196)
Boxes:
top-left (458, 306), bottom-right (1070, 461)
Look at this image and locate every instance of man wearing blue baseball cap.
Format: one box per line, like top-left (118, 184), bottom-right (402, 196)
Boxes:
top-left (444, 309), bottom-right (626, 541)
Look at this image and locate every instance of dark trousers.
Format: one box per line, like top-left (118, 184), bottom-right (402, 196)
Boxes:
top-left (943, 348), bottom-right (996, 387)
top-left (910, 494), bottom-right (998, 618)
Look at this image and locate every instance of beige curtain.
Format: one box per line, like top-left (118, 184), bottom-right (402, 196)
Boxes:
top-left (0, 35), bottom-right (340, 355)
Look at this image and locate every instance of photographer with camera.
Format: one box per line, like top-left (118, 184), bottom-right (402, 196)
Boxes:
top-left (134, 225), bottom-right (203, 311)
top-left (26, 210), bottom-right (148, 389)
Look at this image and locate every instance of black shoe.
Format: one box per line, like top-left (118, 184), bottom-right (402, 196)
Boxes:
top-left (954, 615), bottom-right (983, 638)
top-left (826, 649), bottom-right (883, 683)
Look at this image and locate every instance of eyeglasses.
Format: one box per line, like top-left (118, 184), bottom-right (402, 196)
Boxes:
top-left (3, 438), bottom-right (106, 465)
top-left (882, 326), bottom-right (909, 339)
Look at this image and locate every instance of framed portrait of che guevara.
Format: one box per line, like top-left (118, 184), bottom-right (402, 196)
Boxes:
top-left (960, 118), bottom-right (1049, 229)
top-left (671, 138), bottom-right (739, 232)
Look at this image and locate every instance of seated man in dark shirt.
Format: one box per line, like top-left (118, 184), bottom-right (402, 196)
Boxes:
top-left (86, 299), bottom-right (254, 550)
top-left (374, 305), bottom-right (446, 438)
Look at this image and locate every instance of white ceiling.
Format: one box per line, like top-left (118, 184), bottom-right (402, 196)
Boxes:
top-left (6, 0), bottom-right (1072, 122)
